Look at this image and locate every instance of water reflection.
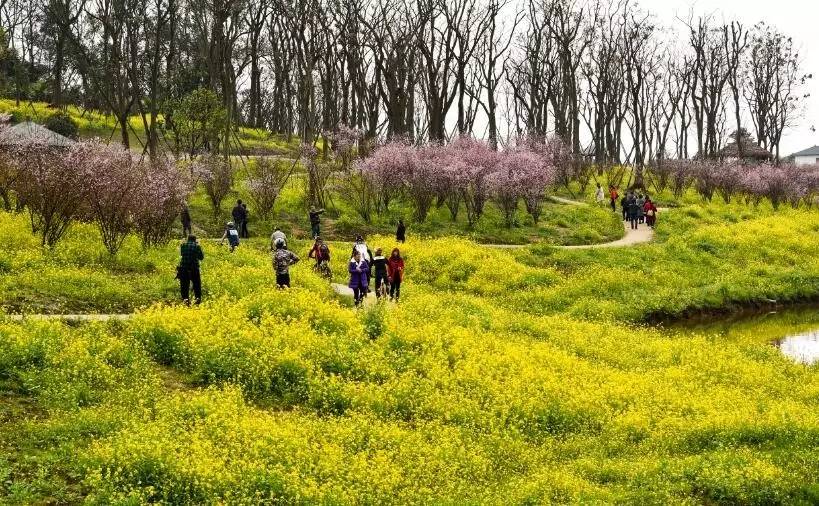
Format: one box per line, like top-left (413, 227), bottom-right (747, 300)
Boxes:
top-left (663, 304), bottom-right (819, 366)
top-left (773, 331), bottom-right (819, 365)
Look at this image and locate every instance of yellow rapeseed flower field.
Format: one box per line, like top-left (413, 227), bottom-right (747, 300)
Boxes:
top-left (1, 200), bottom-right (819, 503)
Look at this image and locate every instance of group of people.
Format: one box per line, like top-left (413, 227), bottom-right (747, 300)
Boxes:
top-left (597, 184), bottom-right (659, 230)
top-left (231, 200), bottom-right (250, 238)
top-left (347, 236), bottom-right (405, 306)
top-left (177, 204), bottom-right (407, 307)
top-left (620, 191), bottom-right (657, 229)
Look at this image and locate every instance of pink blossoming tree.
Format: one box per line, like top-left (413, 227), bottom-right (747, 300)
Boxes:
top-left (11, 137), bottom-right (90, 247)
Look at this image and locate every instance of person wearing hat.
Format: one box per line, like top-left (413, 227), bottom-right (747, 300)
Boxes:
top-left (272, 238), bottom-right (299, 288)
top-left (220, 221), bottom-right (240, 252)
top-left (270, 227), bottom-right (287, 250)
top-left (178, 235), bottom-right (204, 305)
top-left (308, 206), bottom-right (325, 238)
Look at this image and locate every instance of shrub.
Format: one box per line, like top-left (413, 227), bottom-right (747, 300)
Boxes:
top-left (192, 154), bottom-right (234, 216)
top-left (246, 157), bottom-right (295, 219)
top-left (45, 111), bottom-right (79, 140)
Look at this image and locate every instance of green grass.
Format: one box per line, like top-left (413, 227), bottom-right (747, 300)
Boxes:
top-left (0, 99), bottom-right (299, 156)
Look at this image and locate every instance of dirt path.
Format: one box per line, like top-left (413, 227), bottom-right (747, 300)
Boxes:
top-left (331, 283), bottom-right (379, 306)
top-left (485, 197), bottom-right (666, 250)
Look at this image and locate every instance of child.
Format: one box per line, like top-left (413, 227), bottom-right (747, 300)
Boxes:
top-left (220, 221), bottom-right (240, 252)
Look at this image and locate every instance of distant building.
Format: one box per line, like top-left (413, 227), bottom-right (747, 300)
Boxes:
top-left (788, 146), bottom-right (819, 166)
top-left (717, 129), bottom-right (773, 163)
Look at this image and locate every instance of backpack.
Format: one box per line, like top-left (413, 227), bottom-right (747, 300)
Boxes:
top-left (319, 243), bottom-right (330, 258)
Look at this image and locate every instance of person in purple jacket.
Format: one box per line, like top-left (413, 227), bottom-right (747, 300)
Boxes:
top-left (348, 249), bottom-right (369, 306)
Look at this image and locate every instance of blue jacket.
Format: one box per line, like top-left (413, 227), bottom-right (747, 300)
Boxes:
top-left (348, 259), bottom-right (369, 289)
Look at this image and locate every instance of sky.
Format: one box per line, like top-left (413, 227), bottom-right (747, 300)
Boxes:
top-left (644, 0), bottom-right (819, 155)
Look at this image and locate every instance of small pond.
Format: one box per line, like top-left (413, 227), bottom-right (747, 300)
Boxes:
top-left (664, 304), bottom-right (819, 366)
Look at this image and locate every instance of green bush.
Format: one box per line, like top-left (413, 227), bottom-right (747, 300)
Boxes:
top-left (45, 111), bottom-right (79, 140)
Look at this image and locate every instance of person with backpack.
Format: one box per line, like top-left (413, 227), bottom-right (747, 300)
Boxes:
top-left (348, 249), bottom-right (369, 306)
top-left (387, 248), bottom-right (405, 302)
top-left (220, 221), bottom-right (240, 252)
top-left (178, 235), bottom-right (204, 305)
top-left (371, 248), bottom-right (389, 299)
top-left (644, 197), bottom-right (658, 228)
top-left (308, 206), bottom-right (325, 238)
top-left (627, 195), bottom-right (641, 230)
top-left (636, 194), bottom-right (646, 224)
top-left (272, 239), bottom-right (299, 288)
top-left (308, 236), bottom-right (332, 279)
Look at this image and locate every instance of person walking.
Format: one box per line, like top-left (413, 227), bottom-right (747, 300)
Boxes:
top-left (396, 219), bottom-right (406, 243)
top-left (348, 250), bottom-right (369, 306)
top-left (272, 239), bottom-right (299, 288)
top-left (595, 183), bottom-right (605, 204)
top-left (220, 221), bottom-right (240, 252)
top-left (371, 248), bottom-right (389, 299)
top-left (351, 235), bottom-right (373, 290)
top-left (308, 206), bottom-right (325, 238)
top-left (620, 193), bottom-right (629, 221)
top-left (609, 186), bottom-right (619, 212)
top-left (308, 236), bottom-right (332, 279)
top-left (636, 194), bottom-right (646, 224)
top-left (270, 227), bottom-right (287, 250)
top-left (180, 203), bottom-right (192, 237)
top-left (178, 235), bottom-right (204, 305)
top-left (240, 202), bottom-right (250, 238)
top-left (387, 248), bottom-right (405, 302)
top-left (627, 195), bottom-right (640, 230)
top-left (231, 200), bottom-right (246, 235)
top-left (644, 198), bottom-right (658, 228)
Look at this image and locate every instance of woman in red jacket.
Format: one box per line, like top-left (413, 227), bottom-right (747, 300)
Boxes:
top-left (643, 198), bottom-right (658, 228)
top-left (387, 248), bottom-right (405, 302)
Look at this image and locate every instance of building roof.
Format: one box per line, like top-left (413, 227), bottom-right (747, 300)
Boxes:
top-left (0, 121), bottom-right (76, 148)
top-left (790, 145), bottom-right (819, 157)
top-left (718, 140), bottom-right (773, 160)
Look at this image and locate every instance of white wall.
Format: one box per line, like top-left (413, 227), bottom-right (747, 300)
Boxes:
top-left (795, 155), bottom-right (819, 167)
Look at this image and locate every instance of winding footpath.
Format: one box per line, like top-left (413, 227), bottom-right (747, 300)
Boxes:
top-left (5, 196), bottom-right (666, 315)
top-left (487, 196), bottom-right (665, 250)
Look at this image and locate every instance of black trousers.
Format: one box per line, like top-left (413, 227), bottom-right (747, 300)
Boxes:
top-left (389, 278), bottom-right (401, 299)
top-left (180, 268), bottom-right (202, 303)
top-left (375, 272), bottom-right (388, 296)
top-left (276, 273), bottom-right (291, 288)
top-left (182, 222), bottom-right (192, 236)
top-left (353, 286), bottom-right (367, 305)
top-left (240, 220), bottom-right (249, 238)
